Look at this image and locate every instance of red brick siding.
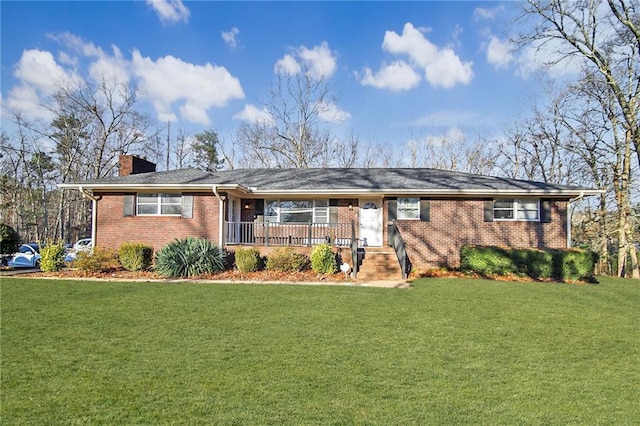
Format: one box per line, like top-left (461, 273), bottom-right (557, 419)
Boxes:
top-left (94, 193), bottom-right (567, 269)
top-left (384, 198), bottom-right (567, 269)
top-left (95, 192), bottom-right (220, 252)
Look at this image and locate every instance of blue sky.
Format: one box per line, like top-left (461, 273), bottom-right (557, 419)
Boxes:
top-left (1, 1), bottom-right (566, 154)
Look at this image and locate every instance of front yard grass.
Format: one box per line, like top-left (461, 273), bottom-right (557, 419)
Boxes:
top-left (1, 276), bottom-right (638, 424)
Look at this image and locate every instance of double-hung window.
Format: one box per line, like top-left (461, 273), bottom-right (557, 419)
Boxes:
top-left (493, 199), bottom-right (539, 221)
top-left (397, 197), bottom-right (420, 220)
top-left (264, 199), bottom-right (329, 223)
top-left (137, 193), bottom-right (182, 216)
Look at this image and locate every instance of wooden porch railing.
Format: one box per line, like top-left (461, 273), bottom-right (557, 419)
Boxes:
top-left (225, 222), bottom-right (353, 247)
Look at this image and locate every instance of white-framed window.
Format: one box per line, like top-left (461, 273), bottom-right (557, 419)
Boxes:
top-left (397, 197), bottom-right (420, 220)
top-left (264, 199), bottom-right (329, 223)
top-left (493, 199), bottom-right (539, 221)
top-left (137, 193), bottom-right (182, 216)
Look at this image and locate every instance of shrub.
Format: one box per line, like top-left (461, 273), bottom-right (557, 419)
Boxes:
top-left (235, 247), bottom-right (261, 272)
top-left (310, 243), bottom-right (337, 274)
top-left (0, 223), bottom-right (20, 260)
top-left (40, 242), bottom-right (67, 272)
top-left (155, 237), bottom-right (226, 277)
top-left (118, 242), bottom-right (154, 271)
top-left (554, 249), bottom-right (598, 282)
top-left (73, 247), bottom-right (121, 273)
top-left (266, 247), bottom-right (309, 272)
top-left (460, 245), bottom-right (597, 282)
top-left (460, 245), bottom-right (515, 276)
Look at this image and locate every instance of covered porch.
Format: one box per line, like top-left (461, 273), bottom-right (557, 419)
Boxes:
top-left (224, 221), bottom-right (356, 247)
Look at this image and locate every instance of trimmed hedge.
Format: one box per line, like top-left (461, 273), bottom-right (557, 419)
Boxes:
top-left (460, 245), bottom-right (597, 282)
top-left (235, 247), bottom-right (262, 272)
top-left (118, 242), bottom-right (154, 271)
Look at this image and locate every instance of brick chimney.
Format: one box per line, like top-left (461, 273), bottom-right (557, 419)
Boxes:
top-left (119, 155), bottom-right (156, 176)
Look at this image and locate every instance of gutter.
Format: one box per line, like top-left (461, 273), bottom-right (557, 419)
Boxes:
top-left (211, 185), bottom-right (225, 246)
top-left (79, 186), bottom-right (101, 247)
top-left (567, 191), bottom-right (585, 248)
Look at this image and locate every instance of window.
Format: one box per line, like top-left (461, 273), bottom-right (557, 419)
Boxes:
top-left (264, 199), bottom-right (329, 223)
top-left (493, 199), bottom-right (539, 221)
top-left (397, 197), bottom-right (419, 220)
top-left (137, 193), bottom-right (182, 216)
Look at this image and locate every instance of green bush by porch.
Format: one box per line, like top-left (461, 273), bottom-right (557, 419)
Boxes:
top-left (234, 247), bottom-right (262, 272)
top-left (310, 243), bottom-right (337, 274)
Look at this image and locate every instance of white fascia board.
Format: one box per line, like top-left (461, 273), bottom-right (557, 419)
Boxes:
top-left (247, 188), bottom-right (604, 197)
top-left (58, 183), bottom-right (250, 193)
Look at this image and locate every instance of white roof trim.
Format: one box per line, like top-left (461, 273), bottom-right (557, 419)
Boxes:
top-left (58, 182), bottom-right (602, 197)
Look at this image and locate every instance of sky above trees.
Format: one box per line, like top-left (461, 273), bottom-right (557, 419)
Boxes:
top-left (0, 1), bottom-right (579, 148)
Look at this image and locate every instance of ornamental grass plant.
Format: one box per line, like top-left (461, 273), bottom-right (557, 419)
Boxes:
top-left (155, 237), bottom-right (226, 277)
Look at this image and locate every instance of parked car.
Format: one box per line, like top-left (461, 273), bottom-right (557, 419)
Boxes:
top-left (7, 244), bottom-right (43, 268)
top-left (73, 238), bottom-right (93, 251)
top-left (64, 238), bottom-right (93, 262)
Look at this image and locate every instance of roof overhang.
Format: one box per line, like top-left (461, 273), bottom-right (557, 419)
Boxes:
top-left (244, 188), bottom-right (604, 198)
top-left (59, 183), bottom-right (602, 199)
top-left (58, 183), bottom-right (251, 194)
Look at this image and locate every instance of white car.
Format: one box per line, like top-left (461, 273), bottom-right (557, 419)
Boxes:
top-left (8, 244), bottom-right (42, 268)
top-left (64, 238), bottom-right (93, 262)
top-left (73, 238), bottom-right (93, 251)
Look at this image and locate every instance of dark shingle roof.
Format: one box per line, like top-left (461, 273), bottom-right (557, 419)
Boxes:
top-left (66, 167), bottom-right (597, 195)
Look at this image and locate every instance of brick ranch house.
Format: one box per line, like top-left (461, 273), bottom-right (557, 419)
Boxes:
top-left (60, 155), bottom-right (600, 279)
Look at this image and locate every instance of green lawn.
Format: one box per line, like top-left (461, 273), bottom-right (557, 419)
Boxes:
top-left (1, 277), bottom-right (638, 425)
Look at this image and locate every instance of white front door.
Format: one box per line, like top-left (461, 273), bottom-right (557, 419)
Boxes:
top-left (359, 199), bottom-right (383, 246)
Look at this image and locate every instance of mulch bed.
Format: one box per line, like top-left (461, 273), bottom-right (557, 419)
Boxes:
top-left (22, 268), bottom-right (355, 283)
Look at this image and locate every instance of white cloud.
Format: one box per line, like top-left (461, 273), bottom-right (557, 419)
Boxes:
top-left (88, 45), bottom-right (130, 85)
top-left (6, 85), bottom-right (54, 121)
top-left (486, 36), bottom-right (514, 69)
top-left (274, 54), bottom-right (301, 76)
top-left (317, 101), bottom-right (351, 123)
top-left (146, 0), bottom-right (190, 24)
top-left (382, 23), bottom-right (473, 88)
top-left (13, 49), bottom-right (82, 95)
top-left (360, 61), bottom-right (421, 91)
top-left (132, 50), bottom-right (245, 125)
top-left (515, 40), bottom-right (585, 79)
top-left (298, 42), bottom-right (337, 79)
top-left (48, 32), bottom-right (129, 85)
top-left (221, 27), bottom-right (240, 49)
top-left (233, 104), bottom-right (274, 125)
top-left (274, 41), bottom-right (337, 79)
top-left (473, 5), bottom-right (504, 21)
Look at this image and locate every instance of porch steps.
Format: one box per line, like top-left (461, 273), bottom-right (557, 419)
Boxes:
top-left (357, 248), bottom-right (403, 281)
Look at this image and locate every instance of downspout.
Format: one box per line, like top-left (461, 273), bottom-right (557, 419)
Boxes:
top-left (567, 191), bottom-right (585, 248)
top-left (212, 185), bottom-right (225, 246)
top-left (79, 186), bottom-right (101, 246)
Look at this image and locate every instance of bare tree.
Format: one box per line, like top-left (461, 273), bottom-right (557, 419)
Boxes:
top-left (238, 67), bottom-right (346, 168)
top-left (521, 0), bottom-right (640, 169)
top-left (54, 78), bottom-right (152, 179)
